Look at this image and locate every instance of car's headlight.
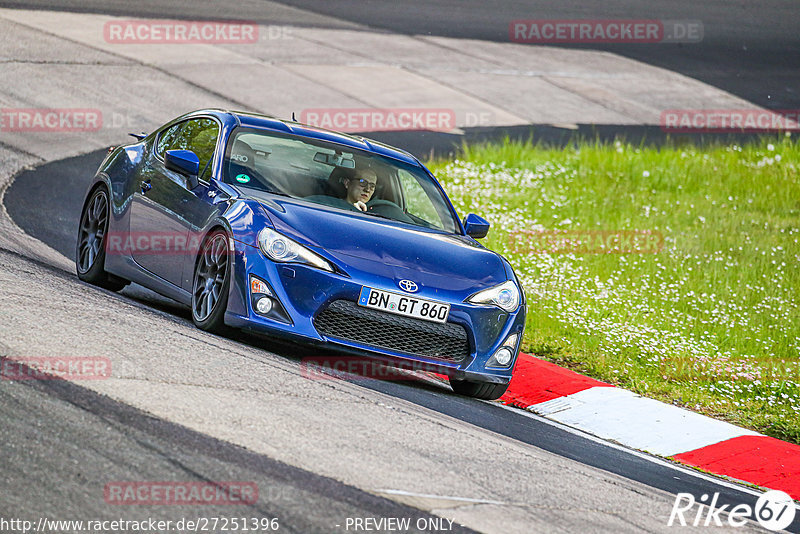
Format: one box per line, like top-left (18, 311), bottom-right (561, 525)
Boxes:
top-left (258, 228), bottom-right (334, 272)
top-left (467, 280), bottom-right (520, 312)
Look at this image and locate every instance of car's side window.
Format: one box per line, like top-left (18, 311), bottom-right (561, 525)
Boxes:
top-left (155, 118), bottom-right (220, 182)
top-left (156, 122), bottom-right (185, 157)
top-left (397, 169), bottom-right (444, 229)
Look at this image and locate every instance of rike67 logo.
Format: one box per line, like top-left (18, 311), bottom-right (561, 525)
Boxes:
top-left (668, 490), bottom-right (796, 531)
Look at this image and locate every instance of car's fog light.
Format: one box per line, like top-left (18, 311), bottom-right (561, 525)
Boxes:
top-left (248, 275), bottom-right (292, 324)
top-left (255, 297), bottom-right (273, 314)
top-left (493, 347), bottom-right (513, 367)
top-left (486, 332), bottom-right (520, 369)
top-left (251, 277), bottom-right (272, 296)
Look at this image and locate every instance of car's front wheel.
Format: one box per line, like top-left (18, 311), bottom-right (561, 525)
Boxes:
top-left (191, 229), bottom-right (232, 334)
top-left (75, 186), bottom-right (129, 291)
top-left (450, 379), bottom-right (509, 400)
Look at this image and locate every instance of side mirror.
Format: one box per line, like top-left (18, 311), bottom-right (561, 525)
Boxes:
top-left (165, 149), bottom-right (200, 189)
top-left (463, 213), bottom-right (490, 239)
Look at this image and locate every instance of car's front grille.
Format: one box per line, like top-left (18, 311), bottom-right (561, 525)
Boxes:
top-left (314, 300), bottom-right (470, 363)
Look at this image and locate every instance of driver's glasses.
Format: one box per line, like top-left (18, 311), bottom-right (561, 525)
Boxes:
top-left (357, 179), bottom-right (376, 192)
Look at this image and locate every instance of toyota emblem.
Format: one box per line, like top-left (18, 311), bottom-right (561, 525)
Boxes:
top-left (398, 280), bottom-right (418, 293)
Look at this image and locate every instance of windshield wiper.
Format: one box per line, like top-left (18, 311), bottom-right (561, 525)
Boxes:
top-left (263, 189), bottom-right (291, 197)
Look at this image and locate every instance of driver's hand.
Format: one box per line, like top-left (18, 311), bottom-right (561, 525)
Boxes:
top-left (354, 201), bottom-right (367, 212)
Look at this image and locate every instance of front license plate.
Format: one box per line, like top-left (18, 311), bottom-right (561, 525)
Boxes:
top-left (358, 287), bottom-right (450, 324)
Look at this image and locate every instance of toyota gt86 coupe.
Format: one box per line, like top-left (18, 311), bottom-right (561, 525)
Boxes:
top-left (76, 109), bottom-right (526, 399)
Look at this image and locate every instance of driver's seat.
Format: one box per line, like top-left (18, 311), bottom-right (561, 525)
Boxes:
top-left (325, 167), bottom-right (353, 198)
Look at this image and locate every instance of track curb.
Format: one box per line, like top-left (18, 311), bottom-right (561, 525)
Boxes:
top-left (501, 353), bottom-right (800, 500)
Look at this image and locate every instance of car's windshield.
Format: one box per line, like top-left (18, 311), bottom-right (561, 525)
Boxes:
top-left (222, 128), bottom-right (458, 233)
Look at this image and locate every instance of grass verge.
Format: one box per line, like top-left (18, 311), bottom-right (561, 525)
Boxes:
top-left (428, 135), bottom-right (800, 444)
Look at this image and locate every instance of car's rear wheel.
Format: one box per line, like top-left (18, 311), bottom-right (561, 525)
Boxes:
top-left (450, 379), bottom-right (509, 400)
top-left (75, 186), bottom-right (128, 291)
top-left (192, 229), bottom-right (231, 334)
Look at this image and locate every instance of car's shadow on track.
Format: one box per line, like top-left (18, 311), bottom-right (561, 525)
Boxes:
top-left (110, 278), bottom-right (459, 399)
top-left (239, 331), bottom-right (458, 395)
top-left (120, 283), bottom-right (192, 319)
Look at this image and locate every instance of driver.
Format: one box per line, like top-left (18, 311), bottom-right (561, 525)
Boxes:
top-left (342, 168), bottom-right (377, 212)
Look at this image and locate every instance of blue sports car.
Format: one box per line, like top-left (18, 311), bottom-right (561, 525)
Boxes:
top-left (76, 109), bottom-right (525, 399)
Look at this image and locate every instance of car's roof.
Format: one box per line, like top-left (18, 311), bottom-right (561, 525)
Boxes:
top-left (204, 109), bottom-right (420, 167)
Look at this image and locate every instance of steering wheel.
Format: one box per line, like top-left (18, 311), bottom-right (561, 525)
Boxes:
top-left (367, 199), bottom-right (414, 223)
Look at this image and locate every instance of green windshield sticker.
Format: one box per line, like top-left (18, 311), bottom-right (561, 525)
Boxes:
top-left (235, 174), bottom-right (251, 183)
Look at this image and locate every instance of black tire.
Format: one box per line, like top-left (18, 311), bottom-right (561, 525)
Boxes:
top-left (450, 379), bottom-right (509, 400)
top-left (191, 229), bottom-right (232, 334)
top-left (75, 186), bottom-right (129, 292)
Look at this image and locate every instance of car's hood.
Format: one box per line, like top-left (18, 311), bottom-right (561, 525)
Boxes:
top-left (254, 196), bottom-right (506, 290)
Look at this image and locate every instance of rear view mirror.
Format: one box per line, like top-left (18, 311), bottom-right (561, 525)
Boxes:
top-left (463, 213), bottom-right (490, 239)
top-left (313, 152), bottom-right (355, 168)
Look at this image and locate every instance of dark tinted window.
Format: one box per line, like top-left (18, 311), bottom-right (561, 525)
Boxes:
top-left (223, 128), bottom-right (458, 233)
top-left (156, 118), bottom-right (220, 181)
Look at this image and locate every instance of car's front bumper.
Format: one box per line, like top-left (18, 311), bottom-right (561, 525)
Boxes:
top-left (224, 240), bottom-right (526, 383)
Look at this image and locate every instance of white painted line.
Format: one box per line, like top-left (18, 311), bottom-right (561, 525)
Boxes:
top-left (374, 489), bottom-right (507, 506)
top-left (527, 387), bottom-right (760, 457)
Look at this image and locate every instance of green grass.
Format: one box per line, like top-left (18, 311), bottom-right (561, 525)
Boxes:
top-left (428, 135), bottom-right (800, 444)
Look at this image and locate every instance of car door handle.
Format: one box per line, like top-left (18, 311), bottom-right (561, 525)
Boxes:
top-left (140, 180), bottom-right (152, 193)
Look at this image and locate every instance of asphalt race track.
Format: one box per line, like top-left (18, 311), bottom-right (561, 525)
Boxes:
top-left (8, 0), bottom-right (800, 110)
top-left (2, 369), bottom-right (476, 534)
top-left (273, 0), bottom-right (800, 111)
top-left (1, 1), bottom-right (799, 533)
